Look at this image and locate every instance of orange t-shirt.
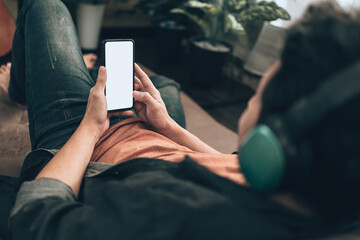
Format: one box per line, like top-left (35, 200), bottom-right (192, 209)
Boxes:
top-left (91, 117), bottom-right (245, 185)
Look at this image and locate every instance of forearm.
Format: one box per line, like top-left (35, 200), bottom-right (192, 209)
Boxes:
top-left (161, 120), bottom-right (221, 154)
top-left (35, 120), bottom-right (100, 197)
top-left (133, 64), bottom-right (221, 154)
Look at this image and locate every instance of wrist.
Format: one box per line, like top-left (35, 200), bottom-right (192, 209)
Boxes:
top-left (79, 119), bottom-right (103, 141)
top-left (158, 118), bottom-right (183, 138)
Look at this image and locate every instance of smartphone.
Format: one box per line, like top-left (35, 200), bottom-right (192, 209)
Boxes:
top-left (102, 39), bottom-right (134, 111)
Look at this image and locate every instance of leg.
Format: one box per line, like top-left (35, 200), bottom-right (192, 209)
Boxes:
top-left (9, 0), bottom-right (94, 150)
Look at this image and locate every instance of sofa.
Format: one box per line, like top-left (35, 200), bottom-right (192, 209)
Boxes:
top-left (0, 71), bottom-right (240, 240)
top-left (0, 72), bottom-right (238, 177)
top-left (3, 71), bottom-right (360, 239)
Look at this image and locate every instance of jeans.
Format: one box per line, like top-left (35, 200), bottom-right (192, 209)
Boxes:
top-left (9, 0), bottom-right (185, 152)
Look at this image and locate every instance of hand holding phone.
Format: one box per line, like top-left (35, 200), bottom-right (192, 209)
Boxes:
top-left (103, 39), bottom-right (134, 111)
top-left (133, 64), bottom-right (175, 133)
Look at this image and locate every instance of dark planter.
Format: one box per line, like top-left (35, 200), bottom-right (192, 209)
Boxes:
top-left (189, 38), bottom-right (232, 87)
top-left (156, 21), bottom-right (186, 63)
top-left (243, 21), bottom-right (264, 50)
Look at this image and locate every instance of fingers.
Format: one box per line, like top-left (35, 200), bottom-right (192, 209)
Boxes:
top-left (108, 110), bottom-right (134, 118)
top-left (134, 76), bottom-right (144, 91)
top-left (133, 101), bottom-right (145, 113)
top-left (133, 90), bottom-right (157, 106)
top-left (134, 63), bottom-right (152, 88)
top-left (134, 84), bottom-right (141, 91)
top-left (121, 110), bottom-right (135, 116)
top-left (134, 63), bottom-right (159, 97)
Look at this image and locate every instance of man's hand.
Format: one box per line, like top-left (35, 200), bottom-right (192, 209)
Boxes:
top-left (36, 67), bottom-right (138, 197)
top-left (133, 63), bottom-right (175, 133)
top-left (133, 64), bottom-right (220, 154)
top-left (83, 66), bottom-right (133, 138)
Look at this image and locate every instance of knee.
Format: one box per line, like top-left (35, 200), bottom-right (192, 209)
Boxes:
top-left (150, 75), bottom-right (181, 90)
top-left (20, 0), bottom-right (69, 26)
top-left (22, 0), bottom-right (65, 13)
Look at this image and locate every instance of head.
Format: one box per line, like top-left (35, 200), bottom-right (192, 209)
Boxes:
top-left (237, 2), bottom-right (360, 221)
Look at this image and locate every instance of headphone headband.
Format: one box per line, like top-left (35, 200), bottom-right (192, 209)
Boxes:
top-left (284, 61), bottom-right (360, 139)
top-left (240, 61), bottom-right (360, 192)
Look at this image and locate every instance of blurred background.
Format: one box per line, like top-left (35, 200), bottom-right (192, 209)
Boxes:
top-left (1, 0), bottom-right (359, 132)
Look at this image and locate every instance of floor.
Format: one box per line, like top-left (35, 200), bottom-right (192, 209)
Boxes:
top-left (0, 0), bottom-right (258, 133)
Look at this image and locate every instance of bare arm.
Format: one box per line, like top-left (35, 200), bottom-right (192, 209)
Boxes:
top-left (35, 67), bottom-right (133, 197)
top-left (161, 121), bottom-right (221, 154)
top-left (35, 121), bottom-right (99, 196)
top-left (133, 64), bottom-right (220, 154)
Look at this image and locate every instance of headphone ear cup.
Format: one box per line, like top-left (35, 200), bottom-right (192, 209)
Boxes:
top-left (239, 125), bottom-right (286, 192)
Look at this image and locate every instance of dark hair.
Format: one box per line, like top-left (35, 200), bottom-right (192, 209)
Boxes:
top-left (260, 2), bottom-right (360, 222)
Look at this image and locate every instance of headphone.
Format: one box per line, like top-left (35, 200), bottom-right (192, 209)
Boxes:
top-left (239, 61), bottom-right (360, 192)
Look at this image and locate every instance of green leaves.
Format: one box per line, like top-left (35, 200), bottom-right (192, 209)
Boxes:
top-left (171, 8), bottom-right (212, 37)
top-left (184, 1), bottom-right (221, 17)
top-left (171, 1), bottom-right (221, 38)
top-left (227, 0), bottom-right (251, 12)
top-left (233, 1), bottom-right (291, 23)
top-left (171, 0), bottom-right (290, 42)
top-left (225, 13), bottom-right (245, 34)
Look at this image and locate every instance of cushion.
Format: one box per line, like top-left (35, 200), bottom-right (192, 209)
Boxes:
top-left (0, 87), bottom-right (30, 177)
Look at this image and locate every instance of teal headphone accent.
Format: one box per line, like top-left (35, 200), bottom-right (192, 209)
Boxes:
top-left (239, 61), bottom-right (360, 192)
top-left (239, 125), bottom-right (285, 192)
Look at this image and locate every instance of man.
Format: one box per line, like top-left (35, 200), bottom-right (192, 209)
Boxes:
top-left (2, 0), bottom-right (360, 239)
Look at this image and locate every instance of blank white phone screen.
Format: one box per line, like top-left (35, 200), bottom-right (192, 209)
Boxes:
top-left (105, 41), bottom-right (134, 111)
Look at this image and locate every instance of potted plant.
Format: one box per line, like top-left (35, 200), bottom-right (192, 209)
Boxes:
top-left (231, 0), bottom-right (291, 48)
top-left (77, 0), bottom-right (130, 50)
top-left (171, 0), bottom-right (290, 86)
top-left (135, 0), bottom-right (188, 62)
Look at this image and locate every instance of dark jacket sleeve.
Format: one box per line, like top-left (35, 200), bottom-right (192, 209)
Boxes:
top-left (9, 178), bottom-right (97, 240)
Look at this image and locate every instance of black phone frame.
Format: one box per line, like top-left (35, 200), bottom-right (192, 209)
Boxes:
top-left (101, 39), bottom-right (135, 112)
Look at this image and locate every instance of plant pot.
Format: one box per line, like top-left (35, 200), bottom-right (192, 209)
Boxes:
top-left (189, 38), bottom-right (232, 87)
top-left (243, 21), bottom-right (264, 50)
top-left (156, 21), bottom-right (186, 63)
top-left (76, 3), bottom-right (106, 50)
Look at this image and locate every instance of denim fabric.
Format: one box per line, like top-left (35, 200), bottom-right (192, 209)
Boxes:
top-left (9, 0), bottom-right (186, 179)
top-left (9, 0), bottom-right (94, 150)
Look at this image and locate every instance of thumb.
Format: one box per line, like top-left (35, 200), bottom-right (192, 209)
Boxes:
top-left (95, 66), bottom-right (107, 89)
